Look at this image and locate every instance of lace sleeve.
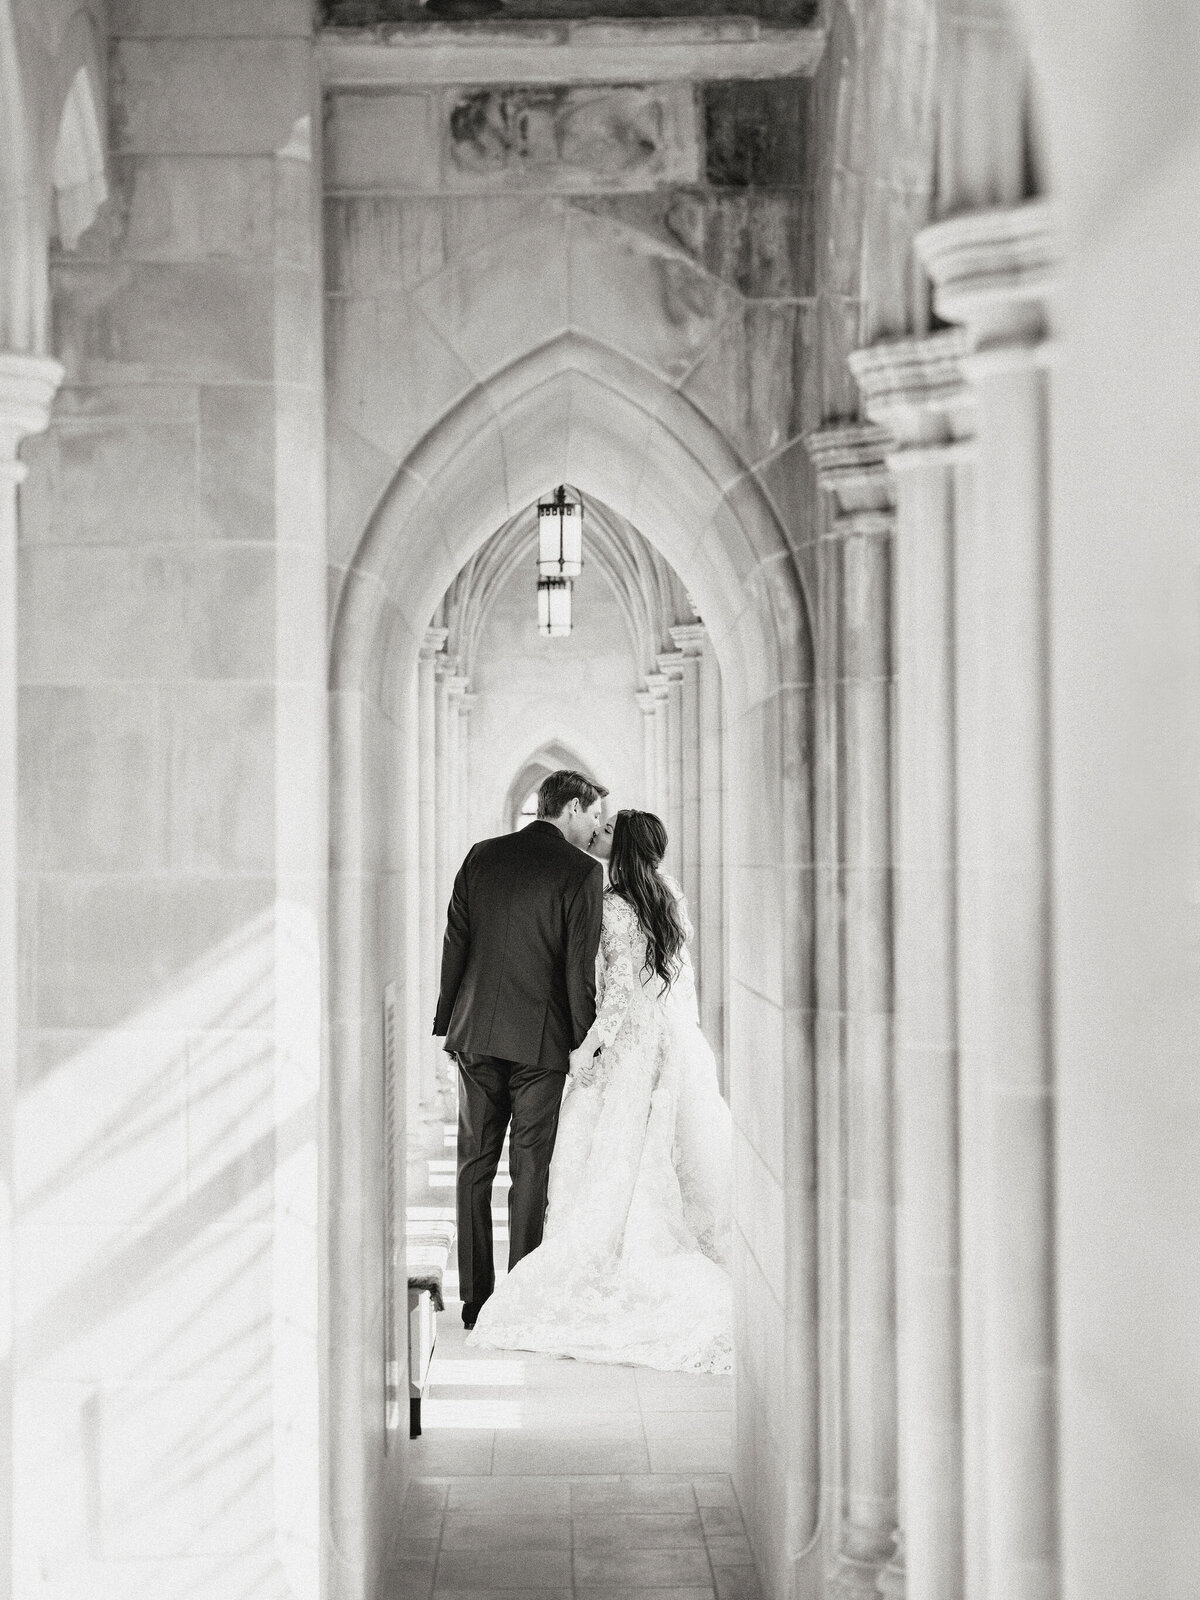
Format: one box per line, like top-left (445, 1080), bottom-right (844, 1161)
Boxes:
top-left (593, 894), bottom-right (637, 1051)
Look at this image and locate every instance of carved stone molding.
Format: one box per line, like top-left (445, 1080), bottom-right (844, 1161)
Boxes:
top-left (916, 200), bottom-right (1057, 355)
top-left (0, 352), bottom-right (63, 475)
top-left (804, 421), bottom-right (895, 533)
top-left (848, 329), bottom-right (974, 456)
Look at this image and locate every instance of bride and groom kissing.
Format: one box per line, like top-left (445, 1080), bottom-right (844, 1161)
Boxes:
top-left (433, 768), bottom-right (732, 1372)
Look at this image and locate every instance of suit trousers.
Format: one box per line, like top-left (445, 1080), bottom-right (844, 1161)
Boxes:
top-left (455, 1052), bottom-right (567, 1309)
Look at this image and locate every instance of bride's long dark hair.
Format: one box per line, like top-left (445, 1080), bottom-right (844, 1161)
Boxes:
top-left (607, 809), bottom-right (687, 993)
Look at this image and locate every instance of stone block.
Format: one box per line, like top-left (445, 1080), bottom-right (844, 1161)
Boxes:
top-left (110, 155), bottom-right (275, 262)
top-left (413, 211), bottom-right (570, 381)
top-left (198, 385), bottom-right (275, 542)
top-left (682, 303), bottom-right (803, 468)
top-left (96, 1379), bottom-right (274, 1556)
top-left (19, 544), bottom-right (276, 684)
top-left (441, 83), bottom-right (701, 195)
top-left (54, 260), bottom-right (276, 385)
top-left (19, 685), bottom-right (163, 873)
top-left (111, 0), bottom-right (312, 34)
top-left (324, 197), bottom-right (446, 294)
top-left (704, 80), bottom-right (808, 189)
top-left (15, 1218), bottom-right (275, 1383)
top-left (326, 417), bottom-right (400, 569)
top-left (566, 207), bottom-right (739, 386)
top-left (163, 683), bottom-right (276, 872)
top-left (15, 1027), bottom-right (189, 1225)
top-left (325, 294), bottom-right (473, 466)
top-left (729, 980), bottom-right (785, 1179)
top-left (20, 385), bottom-right (198, 545)
top-left (112, 39), bottom-right (312, 156)
top-left (324, 91), bottom-right (440, 192)
top-left (34, 875), bottom-right (275, 1030)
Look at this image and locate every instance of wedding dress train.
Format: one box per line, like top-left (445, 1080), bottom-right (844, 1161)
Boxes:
top-left (467, 883), bottom-right (733, 1373)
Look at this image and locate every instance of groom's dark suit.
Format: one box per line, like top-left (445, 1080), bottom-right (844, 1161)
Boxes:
top-left (434, 820), bottom-right (604, 1316)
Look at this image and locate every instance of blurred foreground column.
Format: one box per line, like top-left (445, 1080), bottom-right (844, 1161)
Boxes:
top-left (0, 351), bottom-right (61, 1600)
top-left (918, 201), bottom-right (1059, 1600)
top-left (850, 330), bottom-right (974, 1600)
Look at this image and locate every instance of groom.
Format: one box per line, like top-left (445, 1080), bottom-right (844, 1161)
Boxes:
top-left (434, 769), bottom-right (607, 1328)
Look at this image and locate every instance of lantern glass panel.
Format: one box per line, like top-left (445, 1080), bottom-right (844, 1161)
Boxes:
top-left (537, 490), bottom-right (583, 578)
top-left (537, 577), bottom-right (572, 637)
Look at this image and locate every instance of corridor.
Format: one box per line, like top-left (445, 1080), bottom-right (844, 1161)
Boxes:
top-left (394, 1130), bottom-right (751, 1599)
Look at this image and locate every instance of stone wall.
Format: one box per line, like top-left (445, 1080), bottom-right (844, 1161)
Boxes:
top-left (15, 4), bottom-right (330, 1597)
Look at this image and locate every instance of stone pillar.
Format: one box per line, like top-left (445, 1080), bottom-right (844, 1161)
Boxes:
top-left (656, 651), bottom-right (685, 880)
top-left (697, 631), bottom-right (725, 1081)
top-left (417, 628), bottom-right (446, 1141)
top-left (641, 671), bottom-right (671, 821)
top-left (636, 688), bottom-right (659, 811)
top-left (849, 330), bottom-right (976, 1600)
top-left (0, 351), bottom-right (61, 1600)
top-left (668, 624), bottom-right (705, 939)
top-left (807, 422), bottom-right (899, 1598)
top-left (918, 202), bottom-right (1058, 1600)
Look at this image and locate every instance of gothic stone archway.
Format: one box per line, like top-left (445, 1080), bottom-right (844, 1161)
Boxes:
top-left (327, 334), bottom-right (817, 1600)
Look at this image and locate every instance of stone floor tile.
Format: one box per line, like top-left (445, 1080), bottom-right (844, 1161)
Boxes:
top-left (691, 1476), bottom-right (739, 1507)
top-left (432, 1590), bottom-right (572, 1600)
top-left (409, 1431), bottom-right (496, 1476)
top-left (636, 1384), bottom-right (734, 1413)
top-left (573, 1510), bottom-right (705, 1552)
top-left (406, 1478), bottom-right (451, 1513)
top-left (439, 1511), bottom-right (572, 1550)
top-left (570, 1476), bottom-right (698, 1513)
top-left (699, 1504), bottom-right (745, 1537)
top-left (393, 1535), bottom-right (440, 1566)
top-left (643, 1409), bottom-right (735, 1439)
top-left (400, 1510), bottom-right (445, 1541)
top-left (574, 1591), bottom-right (714, 1600)
top-left (380, 1559), bottom-right (434, 1598)
top-left (648, 1438), bottom-right (732, 1474)
top-left (713, 1566), bottom-right (763, 1600)
top-left (445, 1476), bottom-right (572, 1513)
top-left (492, 1434), bottom-right (651, 1476)
top-left (436, 1548), bottom-right (572, 1588)
top-left (706, 1535), bottom-right (754, 1566)
top-left (574, 1547), bottom-right (713, 1588)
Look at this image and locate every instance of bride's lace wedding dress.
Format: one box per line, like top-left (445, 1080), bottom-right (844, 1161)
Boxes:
top-left (467, 881), bottom-right (733, 1373)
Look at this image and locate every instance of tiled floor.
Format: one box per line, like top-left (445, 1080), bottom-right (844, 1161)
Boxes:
top-left (389, 1128), bottom-right (760, 1599)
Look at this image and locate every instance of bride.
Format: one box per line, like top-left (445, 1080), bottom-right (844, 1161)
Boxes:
top-left (467, 808), bottom-right (733, 1373)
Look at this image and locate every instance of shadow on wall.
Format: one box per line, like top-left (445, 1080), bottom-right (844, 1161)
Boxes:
top-left (15, 907), bottom-right (320, 1598)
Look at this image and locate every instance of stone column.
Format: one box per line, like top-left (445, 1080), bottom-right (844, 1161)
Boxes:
top-left (807, 422), bottom-right (899, 1599)
top-left (0, 351), bottom-right (61, 1600)
top-left (697, 630), bottom-right (725, 1080)
top-left (656, 651), bottom-right (686, 880)
top-left (849, 330), bottom-right (976, 1600)
top-left (636, 688), bottom-right (659, 811)
top-left (416, 628), bottom-right (446, 1142)
top-left (917, 202), bottom-right (1058, 1600)
top-left (668, 624), bottom-right (705, 941)
top-left (641, 672), bottom-right (671, 821)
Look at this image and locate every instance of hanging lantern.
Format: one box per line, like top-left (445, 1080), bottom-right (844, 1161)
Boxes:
top-left (537, 484), bottom-right (583, 578)
top-left (537, 576), bottom-right (573, 638)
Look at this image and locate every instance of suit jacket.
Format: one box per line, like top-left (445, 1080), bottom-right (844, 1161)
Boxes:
top-left (433, 820), bottom-right (604, 1072)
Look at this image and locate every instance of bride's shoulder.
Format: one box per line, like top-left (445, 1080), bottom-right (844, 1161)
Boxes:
top-left (602, 887), bottom-right (638, 926)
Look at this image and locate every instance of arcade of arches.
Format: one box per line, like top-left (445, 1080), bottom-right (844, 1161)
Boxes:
top-left (1, 4), bottom-right (1198, 1600)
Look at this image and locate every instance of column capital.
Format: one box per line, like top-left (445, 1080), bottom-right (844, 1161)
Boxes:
top-left (668, 622), bottom-right (707, 657)
top-left (641, 671), bottom-right (670, 702)
top-left (433, 650), bottom-right (461, 684)
top-left (420, 625), bottom-right (448, 660)
top-left (805, 421), bottom-right (895, 534)
top-left (916, 199), bottom-right (1057, 359)
top-left (849, 329), bottom-right (974, 455)
top-left (0, 352), bottom-right (64, 479)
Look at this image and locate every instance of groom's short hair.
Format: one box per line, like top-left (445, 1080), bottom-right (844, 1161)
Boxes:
top-left (537, 769), bottom-right (607, 820)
